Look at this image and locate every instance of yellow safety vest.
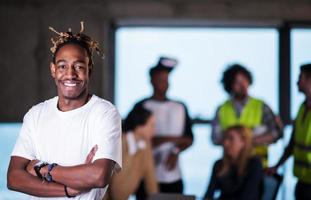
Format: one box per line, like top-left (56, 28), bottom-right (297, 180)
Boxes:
top-left (219, 97), bottom-right (268, 167)
top-left (294, 103), bottom-right (311, 184)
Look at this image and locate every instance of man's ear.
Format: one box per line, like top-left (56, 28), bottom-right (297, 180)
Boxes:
top-left (50, 62), bottom-right (56, 78)
top-left (89, 66), bottom-right (92, 77)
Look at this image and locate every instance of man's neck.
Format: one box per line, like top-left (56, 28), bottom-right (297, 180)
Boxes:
top-left (151, 93), bottom-right (167, 101)
top-left (58, 93), bottom-right (91, 112)
top-left (232, 95), bottom-right (248, 104)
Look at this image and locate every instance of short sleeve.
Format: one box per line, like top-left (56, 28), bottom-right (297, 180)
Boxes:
top-left (182, 104), bottom-right (194, 138)
top-left (11, 110), bottom-right (36, 160)
top-left (92, 105), bottom-right (122, 172)
top-left (262, 103), bottom-right (283, 140)
top-left (211, 106), bottom-right (223, 145)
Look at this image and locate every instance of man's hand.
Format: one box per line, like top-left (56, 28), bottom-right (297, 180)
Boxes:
top-left (275, 116), bottom-right (284, 130)
top-left (85, 145), bottom-right (98, 164)
top-left (26, 145), bottom-right (98, 178)
top-left (165, 153), bottom-right (178, 171)
top-left (264, 166), bottom-right (278, 176)
top-left (67, 186), bottom-right (83, 196)
top-left (26, 160), bottom-right (39, 177)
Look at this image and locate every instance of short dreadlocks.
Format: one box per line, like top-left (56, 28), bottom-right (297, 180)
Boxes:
top-left (49, 21), bottom-right (102, 68)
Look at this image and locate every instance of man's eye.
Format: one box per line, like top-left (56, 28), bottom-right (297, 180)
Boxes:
top-left (75, 65), bottom-right (85, 70)
top-left (57, 65), bottom-right (66, 69)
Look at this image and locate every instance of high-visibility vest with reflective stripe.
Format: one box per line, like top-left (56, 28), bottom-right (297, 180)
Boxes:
top-left (219, 97), bottom-right (268, 167)
top-left (294, 103), bottom-right (311, 184)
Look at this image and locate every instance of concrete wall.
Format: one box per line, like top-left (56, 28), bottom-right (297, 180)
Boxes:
top-left (1, 0), bottom-right (311, 121)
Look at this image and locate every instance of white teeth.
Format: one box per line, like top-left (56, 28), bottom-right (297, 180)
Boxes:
top-left (64, 82), bottom-right (77, 87)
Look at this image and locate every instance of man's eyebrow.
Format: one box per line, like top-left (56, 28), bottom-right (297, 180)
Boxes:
top-left (56, 59), bottom-right (67, 64)
top-left (55, 60), bottom-right (87, 64)
top-left (73, 60), bottom-right (87, 64)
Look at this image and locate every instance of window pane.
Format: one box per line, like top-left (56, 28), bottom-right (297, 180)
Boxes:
top-left (286, 28), bottom-right (311, 200)
top-left (0, 123), bottom-right (27, 199)
top-left (116, 27), bottom-right (279, 198)
top-left (116, 28), bottom-right (279, 119)
top-left (291, 29), bottom-right (311, 118)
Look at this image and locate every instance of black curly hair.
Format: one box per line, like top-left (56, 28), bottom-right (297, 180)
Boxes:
top-left (221, 64), bottom-right (253, 94)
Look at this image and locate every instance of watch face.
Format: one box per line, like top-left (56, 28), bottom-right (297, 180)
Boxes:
top-left (46, 163), bottom-right (57, 182)
top-left (46, 174), bottom-right (52, 182)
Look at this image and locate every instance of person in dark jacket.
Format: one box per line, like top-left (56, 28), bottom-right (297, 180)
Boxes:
top-left (204, 125), bottom-right (263, 200)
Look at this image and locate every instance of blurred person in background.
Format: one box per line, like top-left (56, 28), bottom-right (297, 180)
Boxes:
top-left (211, 64), bottom-right (283, 167)
top-left (204, 125), bottom-right (263, 200)
top-left (103, 106), bottom-right (158, 200)
top-left (266, 64), bottom-right (311, 200)
top-left (134, 57), bottom-right (193, 199)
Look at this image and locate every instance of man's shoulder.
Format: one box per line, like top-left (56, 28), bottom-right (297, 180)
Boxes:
top-left (249, 96), bottom-right (265, 104)
top-left (25, 97), bottom-right (57, 117)
top-left (133, 97), bottom-right (151, 107)
top-left (90, 95), bottom-right (119, 114)
top-left (218, 99), bottom-right (231, 107)
top-left (169, 99), bottom-right (186, 106)
top-left (167, 99), bottom-right (190, 112)
top-left (249, 96), bottom-right (274, 112)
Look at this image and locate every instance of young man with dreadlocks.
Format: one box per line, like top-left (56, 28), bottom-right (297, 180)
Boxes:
top-left (7, 22), bottom-right (122, 200)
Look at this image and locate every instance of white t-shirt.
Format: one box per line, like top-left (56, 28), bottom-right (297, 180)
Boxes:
top-left (142, 99), bottom-right (189, 183)
top-left (11, 95), bottom-right (122, 200)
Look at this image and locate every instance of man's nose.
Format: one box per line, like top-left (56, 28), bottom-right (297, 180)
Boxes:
top-left (66, 66), bottom-right (78, 78)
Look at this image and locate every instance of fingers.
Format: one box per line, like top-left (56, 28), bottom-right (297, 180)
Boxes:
top-left (67, 187), bottom-right (82, 196)
top-left (264, 167), bottom-right (277, 176)
top-left (165, 153), bottom-right (177, 171)
top-left (26, 159), bottom-right (39, 176)
top-left (85, 145), bottom-right (98, 164)
top-left (275, 116), bottom-right (284, 129)
top-left (90, 145), bottom-right (98, 155)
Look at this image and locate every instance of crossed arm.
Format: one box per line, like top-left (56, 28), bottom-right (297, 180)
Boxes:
top-left (7, 153), bottom-right (115, 197)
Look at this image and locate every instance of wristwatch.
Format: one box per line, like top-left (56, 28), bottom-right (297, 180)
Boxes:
top-left (34, 161), bottom-right (48, 179)
top-left (45, 163), bottom-right (58, 182)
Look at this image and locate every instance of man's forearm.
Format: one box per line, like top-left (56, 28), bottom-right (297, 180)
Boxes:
top-left (8, 171), bottom-right (65, 197)
top-left (276, 143), bottom-right (294, 168)
top-left (8, 158), bottom-right (66, 197)
top-left (50, 159), bottom-right (114, 190)
top-left (275, 128), bottom-right (295, 168)
top-left (253, 132), bottom-right (275, 146)
top-left (211, 120), bottom-right (223, 145)
top-left (152, 136), bottom-right (193, 150)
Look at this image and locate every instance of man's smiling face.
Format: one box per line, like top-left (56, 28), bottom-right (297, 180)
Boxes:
top-left (50, 43), bottom-right (91, 100)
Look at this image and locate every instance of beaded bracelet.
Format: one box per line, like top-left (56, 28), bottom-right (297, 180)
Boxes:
top-left (64, 185), bottom-right (75, 198)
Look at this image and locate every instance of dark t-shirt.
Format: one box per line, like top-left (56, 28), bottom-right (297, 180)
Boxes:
top-left (204, 157), bottom-right (263, 200)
